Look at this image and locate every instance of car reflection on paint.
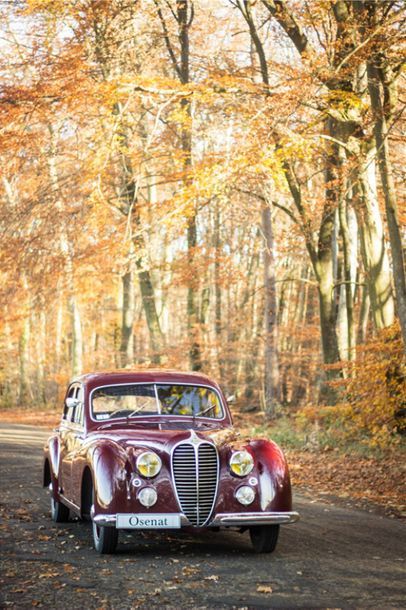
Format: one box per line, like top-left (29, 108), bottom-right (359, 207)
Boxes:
top-left (43, 370), bottom-right (299, 554)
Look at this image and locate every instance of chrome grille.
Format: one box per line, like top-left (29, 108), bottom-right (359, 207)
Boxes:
top-left (172, 442), bottom-right (218, 526)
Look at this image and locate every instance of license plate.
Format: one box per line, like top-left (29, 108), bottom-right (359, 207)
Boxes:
top-left (116, 513), bottom-right (181, 529)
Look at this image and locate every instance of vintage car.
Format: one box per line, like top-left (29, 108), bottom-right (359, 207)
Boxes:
top-left (43, 371), bottom-right (299, 554)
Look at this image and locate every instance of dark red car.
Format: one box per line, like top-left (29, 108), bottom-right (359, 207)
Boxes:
top-left (43, 370), bottom-right (299, 554)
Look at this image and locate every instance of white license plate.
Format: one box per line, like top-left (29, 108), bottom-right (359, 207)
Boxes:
top-left (116, 513), bottom-right (181, 529)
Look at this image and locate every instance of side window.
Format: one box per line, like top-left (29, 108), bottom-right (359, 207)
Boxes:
top-left (63, 385), bottom-right (76, 421)
top-left (73, 385), bottom-right (84, 427)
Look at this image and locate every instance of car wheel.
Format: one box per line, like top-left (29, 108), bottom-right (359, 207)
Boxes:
top-left (92, 520), bottom-right (118, 554)
top-left (91, 487), bottom-right (118, 554)
top-left (50, 493), bottom-right (70, 523)
top-left (249, 525), bottom-right (279, 553)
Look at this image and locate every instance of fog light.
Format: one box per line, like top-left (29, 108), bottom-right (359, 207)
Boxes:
top-left (235, 485), bottom-right (255, 506)
top-left (138, 487), bottom-right (157, 508)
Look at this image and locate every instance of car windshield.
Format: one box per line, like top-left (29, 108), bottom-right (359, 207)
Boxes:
top-left (91, 384), bottom-right (223, 421)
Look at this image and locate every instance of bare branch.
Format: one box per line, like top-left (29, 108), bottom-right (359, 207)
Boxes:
top-left (153, 0), bottom-right (182, 79)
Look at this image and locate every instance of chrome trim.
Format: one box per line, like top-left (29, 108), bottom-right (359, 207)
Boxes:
top-left (210, 511), bottom-right (300, 526)
top-left (58, 493), bottom-right (80, 514)
top-left (195, 440), bottom-right (200, 525)
top-left (171, 433), bottom-right (219, 527)
top-left (91, 511), bottom-right (299, 528)
top-left (154, 384), bottom-right (161, 415)
top-left (93, 514), bottom-right (117, 527)
top-left (88, 382), bottom-right (227, 424)
top-left (92, 512), bottom-right (188, 528)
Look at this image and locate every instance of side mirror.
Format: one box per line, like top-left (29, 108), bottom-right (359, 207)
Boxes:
top-left (226, 395), bottom-right (236, 404)
top-left (65, 397), bottom-right (80, 409)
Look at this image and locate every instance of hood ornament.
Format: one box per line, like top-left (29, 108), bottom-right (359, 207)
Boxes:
top-left (189, 429), bottom-right (201, 445)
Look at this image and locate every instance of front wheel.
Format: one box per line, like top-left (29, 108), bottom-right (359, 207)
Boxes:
top-left (92, 520), bottom-right (118, 554)
top-left (249, 524), bottom-right (279, 553)
top-left (91, 486), bottom-right (118, 554)
top-left (51, 494), bottom-right (69, 523)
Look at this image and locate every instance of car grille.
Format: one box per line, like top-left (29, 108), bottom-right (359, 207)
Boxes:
top-left (172, 442), bottom-right (218, 526)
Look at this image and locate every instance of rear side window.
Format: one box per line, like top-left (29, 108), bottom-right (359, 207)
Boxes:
top-left (63, 384), bottom-right (84, 425)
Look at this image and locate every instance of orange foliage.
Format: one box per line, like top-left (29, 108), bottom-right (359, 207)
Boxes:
top-left (343, 324), bottom-right (405, 446)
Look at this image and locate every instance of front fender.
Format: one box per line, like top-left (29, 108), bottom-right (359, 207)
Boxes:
top-left (249, 439), bottom-right (292, 512)
top-left (88, 442), bottom-right (128, 510)
top-left (44, 435), bottom-right (60, 482)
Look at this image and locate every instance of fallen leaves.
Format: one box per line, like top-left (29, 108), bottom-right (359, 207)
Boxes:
top-left (257, 585), bottom-right (273, 593)
top-left (286, 449), bottom-right (406, 517)
top-left (39, 571), bottom-right (59, 579)
top-left (182, 565), bottom-right (200, 576)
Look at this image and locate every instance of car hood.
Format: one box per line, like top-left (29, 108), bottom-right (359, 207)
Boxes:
top-left (86, 424), bottom-right (238, 455)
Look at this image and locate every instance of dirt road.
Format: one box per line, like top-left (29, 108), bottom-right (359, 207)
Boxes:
top-left (0, 424), bottom-right (405, 609)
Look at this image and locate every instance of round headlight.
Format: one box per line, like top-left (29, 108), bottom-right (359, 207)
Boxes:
top-left (230, 450), bottom-right (254, 477)
top-left (136, 451), bottom-right (162, 478)
top-left (138, 487), bottom-right (158, 508)
top-left (235, 485), bottom-right (255, 506)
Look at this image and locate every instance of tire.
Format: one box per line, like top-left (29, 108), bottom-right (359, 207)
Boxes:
top-left (51, 494), bottom-right (70, 523)
top-left (92, 520), bottom-right (118, 554)
top-left (249, 525), bottom-right (280, 553)
top-left (91, 487), bottom-right (118, 554)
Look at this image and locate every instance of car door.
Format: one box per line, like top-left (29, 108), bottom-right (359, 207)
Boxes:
top-left (59, 384), bottom-right (80, 503)
top-left (70, 384), bottom-right (86, 507)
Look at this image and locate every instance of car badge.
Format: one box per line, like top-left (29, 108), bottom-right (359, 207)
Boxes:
top-left (189, 430), bottom-right (201, 445)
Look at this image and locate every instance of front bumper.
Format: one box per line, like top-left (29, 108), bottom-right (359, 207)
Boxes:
top-left (210, 511), bottom-right (299, 526)
top-left (91, 510), bottom-right (300, 528)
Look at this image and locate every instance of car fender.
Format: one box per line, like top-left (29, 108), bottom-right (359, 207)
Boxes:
top-left (46, 435), bottom-right (61, 481)
top-left (87, 441), bottom-right (128, 510)
top-left (248, 439), bottom-right (292, 512)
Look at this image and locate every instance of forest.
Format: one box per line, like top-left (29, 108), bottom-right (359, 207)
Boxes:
top-left (0, 0), bottom-right (405, 448)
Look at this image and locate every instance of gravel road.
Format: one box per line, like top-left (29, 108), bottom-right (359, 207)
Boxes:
top-left (0, 423), bottom-right (405, 609)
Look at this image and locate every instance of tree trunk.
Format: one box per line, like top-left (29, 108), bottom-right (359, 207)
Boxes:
top-left (91, 11), bottom-right (164, 365)
top-left (180, 3), bottom-right (202, 371)
top-left (155, 0), bottom-right (201, 370)
top-left (35, 306), bottom-right (47, 403)
top-left (357, 281), bottom-right (370, 344)
top-left (70, 296), bottom-right (83, 377)
top-left (337, 194), bottom-right (357, 361)
top-left (55, 285), bottom-right (64, 371)
top-left (262, 205), bottom-right (281, 416)
top-left (243, 281), bottom-right (262, 405)
top-left (213, 204), bottom-right (224, 379)
top-left (356, 143), bottom-right (394, 329)
top-left (47, 124), bottom-right (83, 377)
top-left (119, 131), bottom-right (163, 363)
top-left (367, 63), bottom-right (406, 351)
top-left (120, 269), bottom-right (135, 367)
top-left (18, 315), bottom-right (31, 405)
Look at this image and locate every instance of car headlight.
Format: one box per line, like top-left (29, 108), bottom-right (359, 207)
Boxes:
top-left (235, 485), bottom-right (255, 505)
top-left (138, 487), bottom-right (158, 508)
top-left (136, 451), bottom-right (162, 478)
top-left (229, 450), bottom-right (254, 477)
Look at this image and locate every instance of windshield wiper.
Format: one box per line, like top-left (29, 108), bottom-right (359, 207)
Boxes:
top-left (126, 406), bottom-right (149, 418)
top-left (195, 404), bottom-right (216, 418)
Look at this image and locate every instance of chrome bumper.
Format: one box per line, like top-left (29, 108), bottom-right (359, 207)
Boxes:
top-left (92, 511), bottom-right (299, 528)
top-left (210, 511), bottom-right (300, 526)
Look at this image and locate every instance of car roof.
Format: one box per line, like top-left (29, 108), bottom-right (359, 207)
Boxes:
top-left (72, 369), bottom-right (221, 391)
